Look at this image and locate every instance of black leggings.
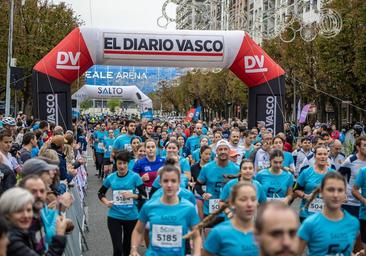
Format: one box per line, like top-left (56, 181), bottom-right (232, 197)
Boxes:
top-left (95, 152), bottom-right (104, 178)
top-left (107, 217), bottom-right (137, 256)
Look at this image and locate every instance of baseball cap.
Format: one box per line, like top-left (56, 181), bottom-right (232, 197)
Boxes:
top-left (22, 158), bottom-right (58, 177)
top-left (51, 135), bottom-right (67, 147)
top-left (216, 139), bottom-right (230, 149)
top-left (229, 149), bottom-right (240, 157)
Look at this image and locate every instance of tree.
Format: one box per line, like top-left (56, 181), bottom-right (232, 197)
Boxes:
top-left (80, 99), bottom-right (92, 111)
top-left (107, 99), bottom-right (121, 113)
top-left (0, 0), bottom-right (82, 114)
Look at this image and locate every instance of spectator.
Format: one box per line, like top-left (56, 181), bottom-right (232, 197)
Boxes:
top-left (0, 129), bottom-right (14, 171)
top-left (0, 216), bottom-right (9, 256)
top-left (19, 132), bottom-right (37, 163)
top-left (50, 135), bottom-right (75, 182)
top-left (0, 187), bottom-right (67, 256)
top-left (0, 153), bottom-right (16, 195)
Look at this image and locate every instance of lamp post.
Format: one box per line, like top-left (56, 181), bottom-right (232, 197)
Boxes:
top-left (5, 0), bottom-right (14, 116)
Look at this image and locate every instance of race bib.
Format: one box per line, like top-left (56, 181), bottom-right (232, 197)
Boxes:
top-left (308, 198), bottom-right (323, 213)
top-left (152, 224), bottom-right (182, 252)
top-left (209, 199), bottom-right (220, 213)
top-left (267, 197), bottom-right (284, 202)
top-left (108, 145), bottom-right (113, 152)
top-left (98, 142), bottom-right (104, 149)
top-left (112, 190), bottom-right (133, 207)
top-left (124, 144), bottom-right (132, 151)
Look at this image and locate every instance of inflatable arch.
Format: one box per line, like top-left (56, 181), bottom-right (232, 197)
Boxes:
top-left (72, 85), bottom-right (153, 117)
top-left (32, 27), bottom-right (285, 131)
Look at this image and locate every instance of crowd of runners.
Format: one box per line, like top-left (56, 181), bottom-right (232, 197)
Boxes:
top-left (1, 113), bottom-right (366, 256)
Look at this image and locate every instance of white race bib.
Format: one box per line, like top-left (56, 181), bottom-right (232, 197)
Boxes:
top-left (209, 199), bottom-right (220, 213)
top-left (98, 142), bottom-right (104, 149)
top-left (112, 190), bottom-right (133, 207)
top-left (108, 145), bottom-right (113, 152)
top-left (308, 198), bottom-right (323, 213)
top-left (267, 197), bottom-right (284, 202)
top-left (152, 224), bottom-right (182, 249)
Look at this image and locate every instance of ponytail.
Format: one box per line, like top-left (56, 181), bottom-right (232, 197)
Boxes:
top-left (304, 187), bottom-right (321, 209)
top-left (183, 202), bottom-right (230, 239)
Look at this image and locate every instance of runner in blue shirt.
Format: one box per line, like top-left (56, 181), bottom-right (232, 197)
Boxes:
top-left (130, 164), bottom-right (202, 256)
top-left (201, 182), bottom-right (259, 256)
top-left (272, 136), bottom-right (295, 175)
top-left (98, 150), bottom-right (146, 256)
top-left (94, 123), bottom-right (108, 179)
top-left (195, 139), bottom-right (240, 230)
top-left (128, 139), bottom-right (145, 171)
top-left (351, 166), bottom-right (366, 253)
top-left (186, 123), bottom-right (204, 154)
top-left (298, 172), bottom-right (359, 256)
top-left (113, 120), bottom-right (136, 156)
top-left (102, 129), bottom-right (115, 178)
top-left (255, 149), bottom-right (294, 204)
top-left (165, 141), bottom-right (191, 180)
top-left (191, 136), bottom-right (215, 164)
top-left (220, 160), bottom-right (266, 209)
top-left (294, 146), bottom-right (335, 222)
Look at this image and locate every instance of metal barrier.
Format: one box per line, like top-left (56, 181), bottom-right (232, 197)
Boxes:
top-left (64, 164), bottom-right (89, 256)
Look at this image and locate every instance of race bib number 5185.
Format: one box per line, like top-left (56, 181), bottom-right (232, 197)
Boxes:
top-left (152, 224), bottom-right (182, 251)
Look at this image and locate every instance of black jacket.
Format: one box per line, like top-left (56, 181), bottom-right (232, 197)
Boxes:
top-left (7, 225), bottom-right (66, 256)
top-left (0, 163), bottom-right (16, 195)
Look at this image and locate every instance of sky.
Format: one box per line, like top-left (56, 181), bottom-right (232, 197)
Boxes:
top-left (53, 0), bottom-right (177, 30)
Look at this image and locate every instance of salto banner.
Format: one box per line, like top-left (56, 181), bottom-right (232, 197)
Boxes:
top-left (32, 27), bottom-right (285, 130)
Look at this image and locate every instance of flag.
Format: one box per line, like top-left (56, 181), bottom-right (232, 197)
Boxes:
top-left (185, 108), bottom-right (196, 122)
top-left (193, 106), bottom-right (201, 121)
top-left (298, 104), bottom-right (311, 124)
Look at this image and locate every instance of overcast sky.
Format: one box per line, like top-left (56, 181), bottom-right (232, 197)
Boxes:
top-left (53, 0), bottom-right (177, 30)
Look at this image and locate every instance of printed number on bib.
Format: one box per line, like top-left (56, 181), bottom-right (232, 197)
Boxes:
top-left (308, 198), bottom-right (323, 213)
top-left (152, 225), bottom-right (182, 249)
top-left (113, 190), bottom-right (133, 207)
top-left (98, 142), bottom-right (104, 149)
top-left (209, 199), bottom-right (220, 213)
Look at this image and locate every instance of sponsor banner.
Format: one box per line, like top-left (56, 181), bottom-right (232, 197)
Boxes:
top-left (229, 32), bottom-right (285, 88)
top-left (298, 104), bottom-right (311, 124)
top-left (38, 92), bottom-right (68, 127)
top-left (257, 95), bottom-right (278, 134)
top-left (103, 33), bottom-right (224, 62)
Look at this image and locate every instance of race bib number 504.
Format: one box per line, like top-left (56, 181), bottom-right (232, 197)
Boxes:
top-left (209, 199), bottom-right (220, 213)
top-left (152, 224), bottom-right (182, 252)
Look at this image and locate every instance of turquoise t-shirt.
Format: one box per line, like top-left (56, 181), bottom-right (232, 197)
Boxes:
top-left (102, 171), bottom-right (143, 221)
top-left (128, 159), bottom-right (137, 171)
top-left (192, 148), bottom-right (215, 164)
top-left (31, 147), bottom-right (39, 157)
top-left (138, 198), bottom-right (200, 256)
top-left (150, 188), bottom-right (196, 205)
top-left (152, 175), bottom-right (188, 189)
top-left (297, 166), bottom-right (334, 218)
top-left (354, 167), bottom-right (366, 220)
top-left (95, 130), bottom-right (107, 153)
top-left (298, 211), bottom-right (359, 256)
top-left (113, 129), bottom-right (120, 138)
top-left (179, 157), bottom-right (190, 174)
top-left (186, 135), bottom-right (202, 153)
top-left (220, 178), bottom-right (267, 204)
top-left (255, 169), bottom-right (294, 199)
top-left (103, 137), bottom-right (115, 159)
top-left (204, 220), bottom-right (259, 256)
top-left (113, 134), bottom-right (135, 151)
top-left (243, 145), bottom-right (254, 160)
top-left (283, 151), bottom-right (295, 168)
top-left (197, 161), bottom-right (240, 215)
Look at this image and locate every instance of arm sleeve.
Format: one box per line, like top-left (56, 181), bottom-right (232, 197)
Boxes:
top-left (294, 171), bottom-right (306, 191)
top-left (194, 180), bottom-right (205, 196)
top-left (136, 184), bottom-right (147, 199)
top-left (98, 185), bottom-right (109, 200)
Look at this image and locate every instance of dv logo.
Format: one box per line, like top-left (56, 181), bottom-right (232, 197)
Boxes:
top-left (56, 51), bottom-right (81, 70)
top-left (244, 55), bottom-right (268, 74)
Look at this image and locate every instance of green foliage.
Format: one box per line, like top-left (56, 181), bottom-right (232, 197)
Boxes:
top-left (80, 99), bottom-right (92, 110)
top-left (107, 99), bottom-right (121, 113)
top-left (0, 0), bottom-right (82, 114)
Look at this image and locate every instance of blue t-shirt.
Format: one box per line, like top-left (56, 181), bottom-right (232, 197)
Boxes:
top-left (197, 161), bottom-right (240, 215)
top-left (103, 137), bottom-right (115, 159)
top-left (243, 145), bottom-right (254, 160)
top-left (77, 134), bottom-right (88, 151)
top-left (354, 167), bottom-right (366, 220)
top-left (186, 135), bottom-right (202, 154)
top-left (113, 129), bottom-right (120, 138)
top-left (204, 220), bottom-right (259, 256)
top-left (102, 171), bottom-right (143, 221)
top-left (138, 198), bottom-right (200, 256)
top-left (192, 148), bottom-right (215, 164)
top-left (128, 159), bottom-right (137, 171)
top-left (298, 211), bottom-right (359, 256)
top-left (95, 130), bottom-right (107, 153)
top-left (179, 157), bottom-right (190, 174)
top-left (31, 147), bottom-right (39, 158)
top-left (150, 188), bottom-right (196, 205)
top-left (113, 134), bottom-right (135, 151)
top-left (152, 175), bottom-right (189, 189)
top-left (255, 169), bottom-right (294, 199)
top-left (297, 166), bottom-right (334, 218)
top-left (220, 178), bottom-right (266, 204)
top-left (283, 151), bottom-right (295, 168)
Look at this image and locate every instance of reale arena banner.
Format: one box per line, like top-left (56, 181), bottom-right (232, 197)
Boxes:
top-left (33, 27), bottom-right (285, 132)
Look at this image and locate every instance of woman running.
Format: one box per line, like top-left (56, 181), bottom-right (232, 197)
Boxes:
top-left (165, 141), bottom-right (191, 180)
top-left (294, 146), bottom-right (334, 222)
top-left (98, 150), bottom-right (146, 256)
top-left (255, 149), bottom-right (294, 204)
top-left (298, 172), bottom-right (359, 256)
top-left (220, 160), bottom-right (266, 207)
top-left (186, 182), bottom-right (259, 255)
top-left (272, 136), bottom-right (295, 175)
top-left (130, 164), bottom-right (202, 256)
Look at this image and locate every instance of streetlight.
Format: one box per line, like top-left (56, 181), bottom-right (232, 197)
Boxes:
top-left (5, 0), bottom-right (14, 116)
